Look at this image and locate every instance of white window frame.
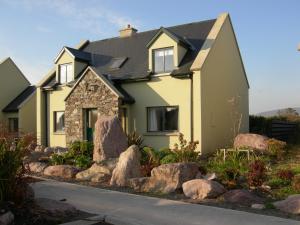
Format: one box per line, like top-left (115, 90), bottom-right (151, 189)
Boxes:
top-left (54, 111), bottom-right (65, 132)
top-left (59, 63), bottom-right (73, 84)
top-left (153, 47), bottom-right (174, 74)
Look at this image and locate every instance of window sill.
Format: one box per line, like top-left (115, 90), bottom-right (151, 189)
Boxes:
top-left (152, 72), bottom-right (171, 77)
top-left (144, 132), bottom-right (179, 136)
top-left (52, 131), bottom-right (65, 135)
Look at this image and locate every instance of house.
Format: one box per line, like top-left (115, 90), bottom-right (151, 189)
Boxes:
top-left (0, 57), bottom-right (36, 134)
top-left (36, 13), bottom-right (249, 154)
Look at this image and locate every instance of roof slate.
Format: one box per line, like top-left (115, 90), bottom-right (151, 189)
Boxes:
top-left (2, 86), bottom-right (36, 112)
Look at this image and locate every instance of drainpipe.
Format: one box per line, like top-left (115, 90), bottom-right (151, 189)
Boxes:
top-left (44, 91), bottom-right (48, 147)
top-left (190, 73), bottom-right (194, 142)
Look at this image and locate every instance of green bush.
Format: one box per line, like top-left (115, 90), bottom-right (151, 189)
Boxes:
top-left (160, 153), bottom-right (177, 164)
top-left (172, 133), bottom-right (199, 163)
top-left (268, 177), bottom-right (290, 188)
top-left (127, 131), bottom-right (144, 149)
top-left (50, 140), bottom-right (93, 169)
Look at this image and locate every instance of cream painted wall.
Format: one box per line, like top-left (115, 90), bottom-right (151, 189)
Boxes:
top-left (19, 92), bottom-right (37, 134)
top-left (199, 16), bottom-right (249, 154)
top-left (122, 75), bottom-right (192, 150)
top-left (0, 58), bottom-right (30, 122)
top-left (47, 86), bottom-right (71, 147)
top-left (36, 87), bottom-right (46, 145)
top-left (148, 33), bottom-right (187, 71)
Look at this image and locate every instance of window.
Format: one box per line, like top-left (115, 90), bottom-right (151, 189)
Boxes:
top-left (54, 111), bottom-right (65, 132)
top-left (147, 106), bottom-right (178, 132)
top-left (153, 48), bottom-right (174, 73)
top-left (59, 63), bottom-right (73, 84)
top-left (8, 118), bottom-right (18, 133)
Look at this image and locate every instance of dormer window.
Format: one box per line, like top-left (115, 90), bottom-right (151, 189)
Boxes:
top-left (153, 47), bottom-right (174, 74)
top-left (59, 63), bottom-right (72, 84)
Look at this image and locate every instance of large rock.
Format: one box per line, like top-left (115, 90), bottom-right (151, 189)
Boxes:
top-left (223, 189), bottom-right (265, 206)
top-left (44, 146), bottom-right (68, 155)
top-left (28, 162), bottom-right (48, 173)
top-left (35, 198), bottom-right (77, 216)
top-left (93, 116), bottom-right (128, 162)
top-left (182, 179), bottom-right (226, 200)
top-left (129, 162), bottom-right (199, 194)
top-left (44, 165), bottom-right (78, 178)
top-left (234, 133), bottom-right (268, 151)
top-left (76, 158), bottom-right (117, 182)
top-left (110, 145), bottom-right (141, 186)
top-left (274, 194), bottom-right (300, 214)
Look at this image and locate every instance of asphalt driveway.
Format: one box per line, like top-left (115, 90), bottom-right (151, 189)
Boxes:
top-left (31, 180), bottom-right (299, 225)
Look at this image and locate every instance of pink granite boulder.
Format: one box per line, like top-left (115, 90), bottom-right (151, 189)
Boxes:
top-left (234, 133), bottom-right (269, 151)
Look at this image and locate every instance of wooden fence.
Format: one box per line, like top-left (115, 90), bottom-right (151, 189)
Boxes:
top-left (269, 120), bottom-right (297, 142)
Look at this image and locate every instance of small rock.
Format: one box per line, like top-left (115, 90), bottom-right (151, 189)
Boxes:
top-left (35, 198), bottom-right (77, 216)
top-left (43, 147), bottom-right (55, 154)
top-left (182, 179), bottom-right (226, 200)
top-left (0, 211), bottom-right (14, 225)
top-left (223, 189), bottom-right (265, 206)
top-left (34, 145), bottom-right (45, 152)
top-left (44, 165), bottom-right (78, 178)
top-left (29, 162), bottom-right (48, 173)
top-left (203, 173), bottom-right (217, 180)
top-left (274, 194), bottom-right (300, 214)
top-left (91, 173), bottom-right (110, 182)
top-left (110, 145), bottom-right (141, 186)
top-left (251, 204), bottom-right (265, 209)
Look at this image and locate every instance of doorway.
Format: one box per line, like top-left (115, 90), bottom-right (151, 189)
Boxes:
top-left (83, 108), bottom-right (98, 142)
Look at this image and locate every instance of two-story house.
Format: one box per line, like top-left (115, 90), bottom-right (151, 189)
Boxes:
top-left (36, 13), bottom-right (249, 154)
top-left (0, 57), bottom-right (36, 134)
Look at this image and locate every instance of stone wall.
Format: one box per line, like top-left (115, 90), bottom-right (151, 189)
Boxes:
top-left (65, 70), bottom-right (120, 143)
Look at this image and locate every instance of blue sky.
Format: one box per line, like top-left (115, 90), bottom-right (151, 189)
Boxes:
top-left (0, 0), bottom-right (299, 114)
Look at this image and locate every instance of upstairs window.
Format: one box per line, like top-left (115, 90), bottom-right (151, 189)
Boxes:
top-left (59, 63), bottom-right (72, 84)
top-left (147, 106), bottom-right (178, 132)
top-left (153, 48), bottom-right (174, 73)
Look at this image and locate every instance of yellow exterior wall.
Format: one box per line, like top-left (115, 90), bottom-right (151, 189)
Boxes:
top-left (47, 86), bottom-right (71, 147)
top-left (148, 33), bottom-right (187, 71)
top-left (0, 58), bottom-right (30, 122)
top-left (122, 75), bottom-right (192, 150)
top-left (36, 87), bottom-right (46, 145)
top-left (199, 16), bottom-right (249, 154)
top-left (19, 92), bottom-right (36, 134)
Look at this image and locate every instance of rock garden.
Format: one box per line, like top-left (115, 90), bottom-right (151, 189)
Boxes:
top-left (6, 115), bottom-right (300, 222)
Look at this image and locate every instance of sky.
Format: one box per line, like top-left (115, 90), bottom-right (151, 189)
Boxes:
top-left (0, 0), bottom-right (299, 114)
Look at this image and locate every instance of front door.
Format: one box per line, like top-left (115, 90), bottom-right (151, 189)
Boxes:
top-left (84, 108), bottom-right (98, 142)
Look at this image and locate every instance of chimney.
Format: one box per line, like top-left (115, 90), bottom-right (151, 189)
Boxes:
top-left (119, 24), bottom-right (137, 38)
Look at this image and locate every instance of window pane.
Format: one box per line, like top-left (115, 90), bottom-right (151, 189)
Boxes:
top-left (8, 118), bottom-right (18, 133)
top-left (154, 50), bottom-right (164, 73)
top-left (164, 107), bottom-right (178, 131)
top-left (148, 108), bottom-right (163, 131)
top-left (164, 49), bottom-right (174, 72)
top-left (55, 112), bottom-right (65, 132)
top-left (66, 64), bottom-right (73, 82)
top-left (60, 65), bottom-right (67, 84)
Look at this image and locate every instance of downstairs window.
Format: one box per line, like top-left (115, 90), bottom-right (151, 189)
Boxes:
top-left (147, 106), bottom-right (178, 132)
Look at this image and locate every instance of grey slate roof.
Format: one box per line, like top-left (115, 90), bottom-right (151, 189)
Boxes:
top-left (65, 47), bottom-right (91, 62)
top-left (2, 86), bottom-right (36, 112)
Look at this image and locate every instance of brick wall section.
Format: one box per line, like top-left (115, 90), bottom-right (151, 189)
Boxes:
top-left (65, 70), bottom-right (121, 143)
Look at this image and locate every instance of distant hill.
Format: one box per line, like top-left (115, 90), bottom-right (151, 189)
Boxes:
top-left (257, 107), bottom-right (300, 117)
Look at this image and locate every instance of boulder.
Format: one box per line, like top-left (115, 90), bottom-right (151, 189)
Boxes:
top-left (223, 189), bottom-right (265, 206)
top-left (91, 173), bottom-right (111, 183)
top-left (43, 147), bottom-right (68, 155)
top-left (44, 165), bottom-right (78, 179)
top-left (234, 133), bottom-right (269, 151)
top-left (204, 172), bottom-right (217, 180)
top-left (182, 179), bottom-right (226, 200)
top-left (93, 116), bottom-right (128, 162)
top-left (110, 145), bottom-right (141, 186)
top-left (129, 162), bottom-right (199, 194)
top-left (28, 162), bottom-right (48, 173)
top-left (150, 162), bottom-right (199, 193)
top-left (274, 194), bottom-right (300, 214)
top-left (0, 211), bottom-right (14, 225)
top-left (76, 158), bottom-right (117, 182)
top-left (35, 198), bottom-right (77, 216)
top-left (23, 151), bottom-right (46, 163)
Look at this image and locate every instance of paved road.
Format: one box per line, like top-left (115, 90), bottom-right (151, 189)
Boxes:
top-left (31, 180), bottom-right (299, 225)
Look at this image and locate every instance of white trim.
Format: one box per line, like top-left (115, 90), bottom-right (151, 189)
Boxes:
top-left (54, 47), bottom-right (75, 64)
top-left (64, 66), bottom-right (124, 101)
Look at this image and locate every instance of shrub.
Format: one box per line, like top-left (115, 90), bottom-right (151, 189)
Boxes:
top-left (292, 175), bottom-right (300, 192)
top-left (160, 153), bottom-right (177, 164)
top-left (267, 138), bottom-right (287, 160)
top-left (0, 133), bottom-right (35, 203)
top-left (50, 154), bottom-right (65, 165)
top-left (127, 131), bottom-right (143, 149)
top-left (247, 160), bottom-right (266, 187)
top-left (172, 133), bottom-right (199, 163)
top-left (276, 169), bottom-right (294, 183)
top-left (268, 177), bottom-right (289, 188)
top-left (74, 155), bottom-right (92, 169)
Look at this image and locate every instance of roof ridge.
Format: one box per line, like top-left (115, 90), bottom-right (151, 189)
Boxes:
top-left (89, 18), bottom-right (216, 44)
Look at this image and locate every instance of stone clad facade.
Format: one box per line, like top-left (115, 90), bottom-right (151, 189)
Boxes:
top-left (65, 70), bottom-right (121, 143)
